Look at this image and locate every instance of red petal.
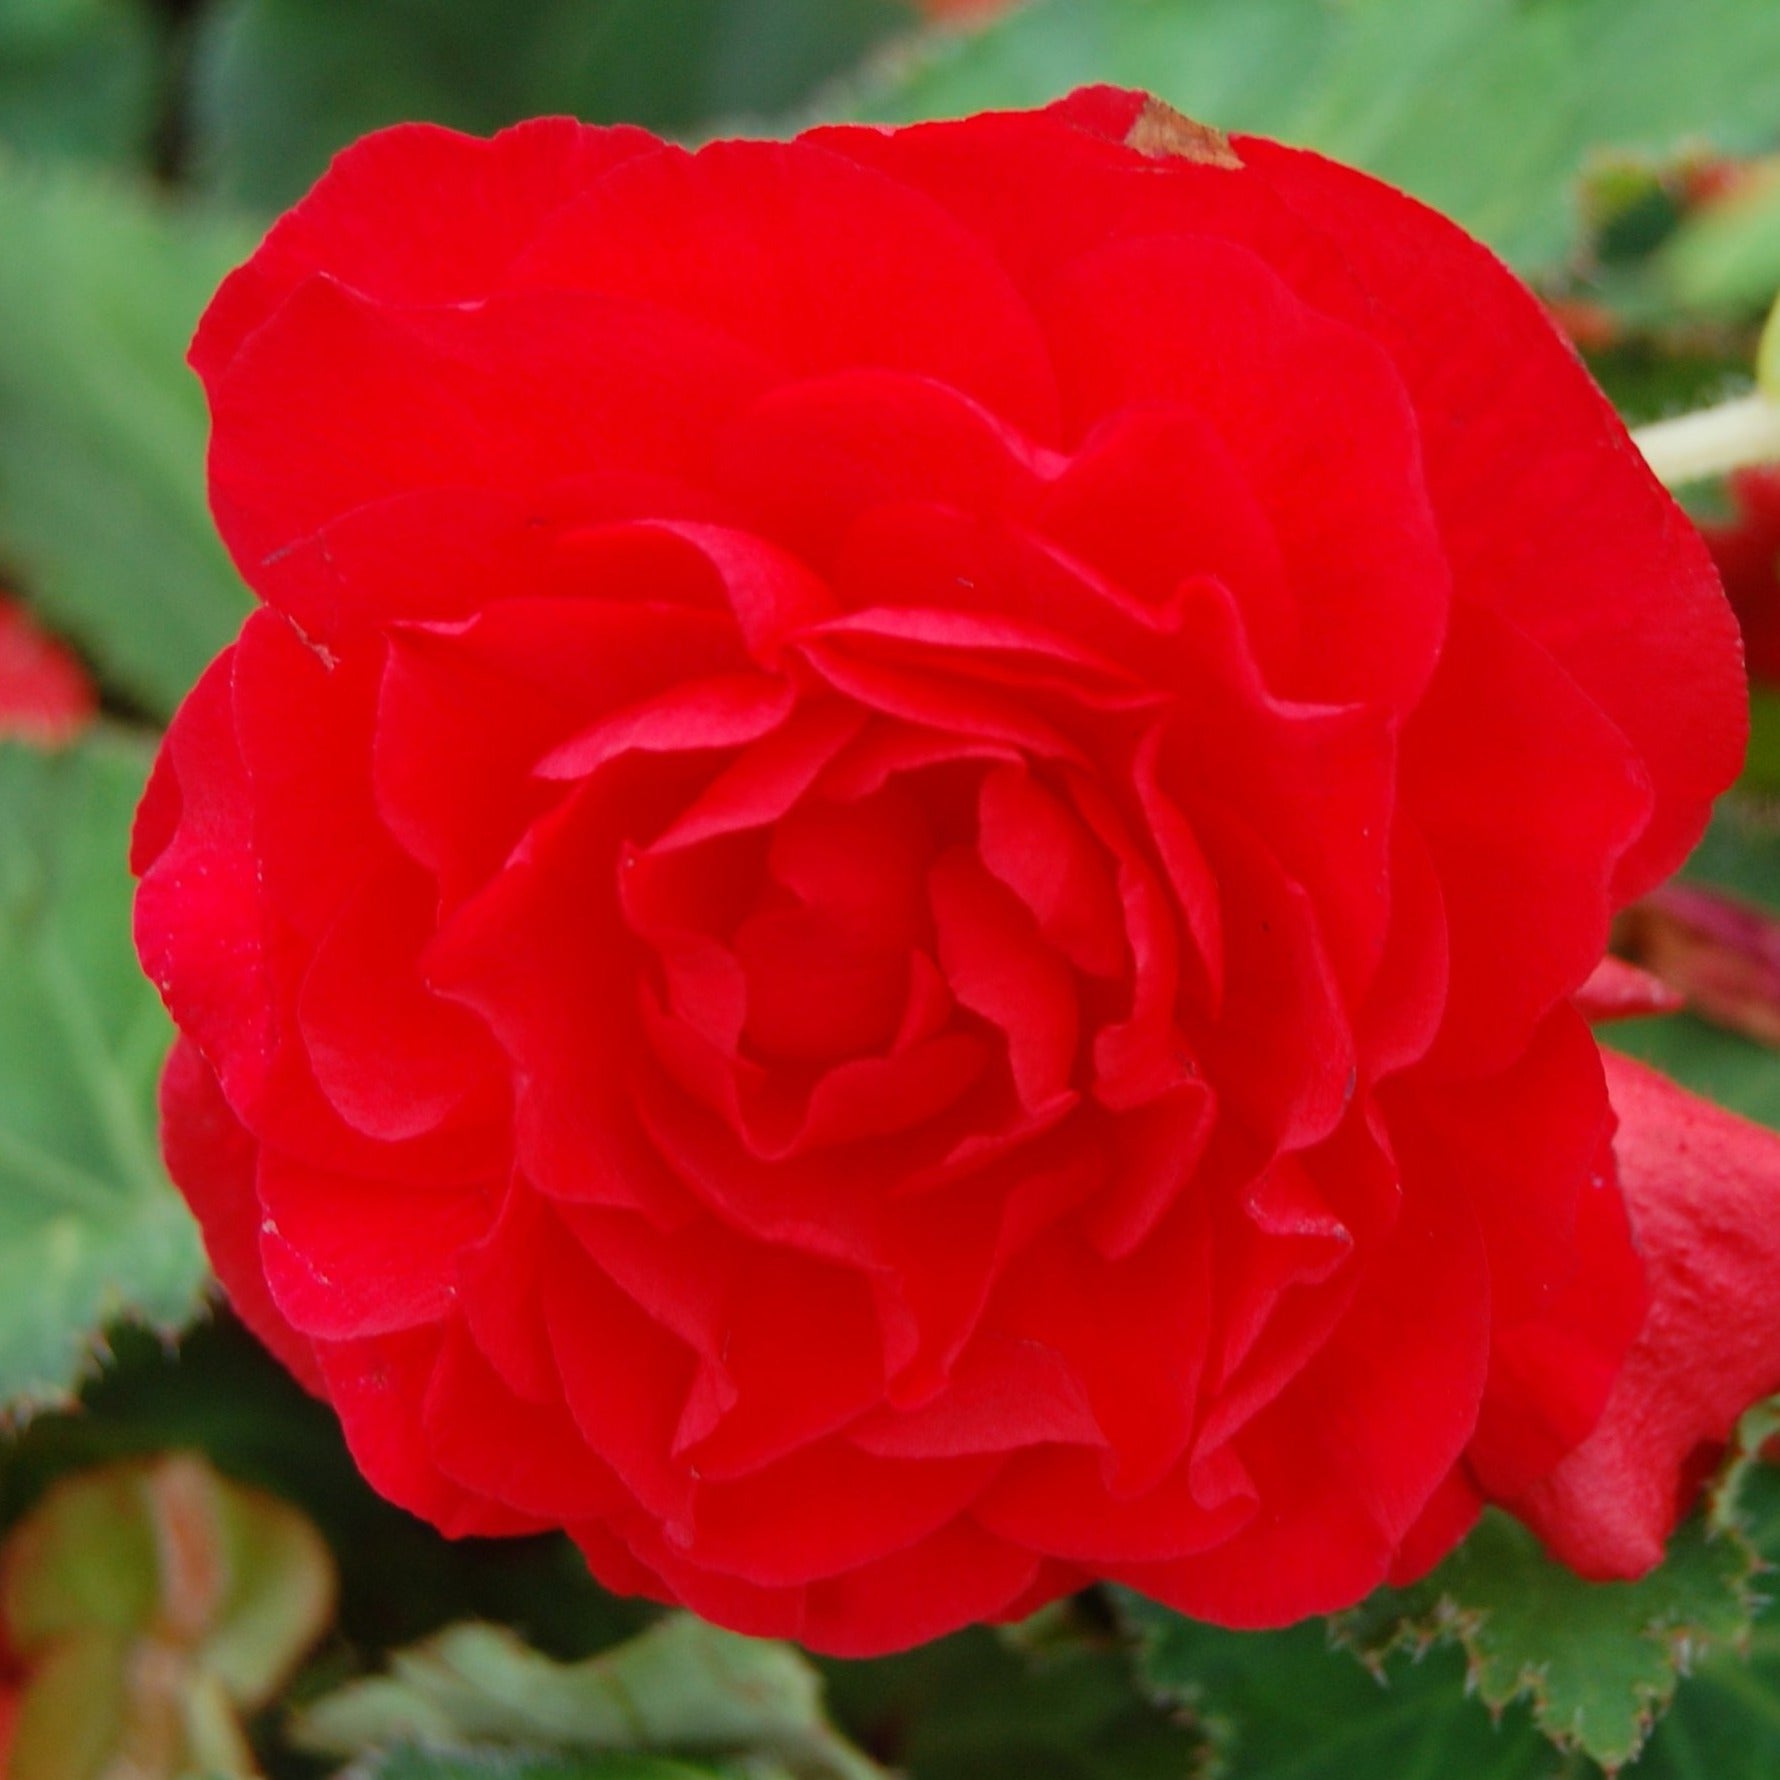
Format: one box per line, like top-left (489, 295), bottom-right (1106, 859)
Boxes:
top-left (159, 1040), bottom-right (323, 1394)
top-left (850, 1333), bottom-right (1104, 1460)
top-left (296, 861), bottom-right (503, 1142)
top-left (717, 369), bottom-right (1042, 573)
top-left (1037, 231), bottom-right (1447, 713)
top-left (676, 1441), bottom-right (1003, 1590)
top-left (1190, 803), bottom-right (1353, 1154)
top-left (1512, 1054), bottom-right (1780, 1576)
top-left (318, 1326), bottom-right (542, 1537)
top-left (928, 846), bottom-right (1079, 1111)
top-left (1036, 407), bottom-right (1293, 671)
top-left (1238, 134), bottom-right (1746, 897)
top-left (257, 1147), bottom-right (497, 1341)
top-left (799, 1518), bottom-right (1051, 1657)
top-left (231, 609), bottom-right (385, 940)
top-left (133, 649), bottom-right (276, 1123)
top-left (207, 280), bottom-right (774, 580)
top-left (1391, 1009), bottom-right (1644, 1498)
top-left (1575, 955), bottom-right (1686, 1024)
top-left (977, 763), bottom-right (1127, 979)
top-left (1119, 1163), bottom-right (1489, 1625)
top-left (1386, 1466), bottom-right (1484, 1587)
top-left (423, 1324), bottom-right (631, 1522)
top-left (1355, 821), bottom-right (1449, 1077)
top-left (376, 594), bottom-right (741, 901)
top-left (509, 137), bottom-right (1061, 441)
top-left (192, 116), bottom-right (657, 382)
top-left (1406, 599), bottom-right (1653, 1073)
top-left (544, 1235), bottom-right (700, 1525)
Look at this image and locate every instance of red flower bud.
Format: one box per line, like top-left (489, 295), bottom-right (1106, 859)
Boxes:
top-left (0, 598), bottom-right (95, 748)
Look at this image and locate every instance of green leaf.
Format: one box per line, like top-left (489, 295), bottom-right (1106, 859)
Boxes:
top-left (189, 0), bottom-right (912, 213)
top-left (843, 0), bottom-right (1780, 275)
top-left (1631, 1455), bottom-right (1780, 1780)
top-left (1334, 1512), bottom-right (1758, 1771)
top-left (354, 1753), bottom-right (732, 1780)
top-left (0, 0), bottom-right (158, 170)
top-left (1121, 1591), bottom-right (1560, 1780)
top-left (0, 159), bottom-right (253, 718)
top-left (293, 1615), bottom-right (886, 1780)
top-left (0, 734), bottom-right (208, 1417)
top-left (1657, 169), bottom-right (1780, 319)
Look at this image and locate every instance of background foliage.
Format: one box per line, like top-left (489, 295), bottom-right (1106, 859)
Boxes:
top-left (4, 1), bottom-right (1780, 1775)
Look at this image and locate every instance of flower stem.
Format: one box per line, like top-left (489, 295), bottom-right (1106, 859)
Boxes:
top-left (1632, 393), bottom-right (1780, 488)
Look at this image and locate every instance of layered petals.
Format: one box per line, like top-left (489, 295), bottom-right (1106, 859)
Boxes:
top-left (137, 88), bottom-right (1755, 1656)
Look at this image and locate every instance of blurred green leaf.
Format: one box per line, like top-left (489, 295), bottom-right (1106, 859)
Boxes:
top-left (1671, 797), bottom-right (1780, 909)
top-left (0, 0), bottom-right (158, 169)
top-left (1644, 157), bottom-right (1780, 323)
top-left (294, 1615), bottom-right (885, 1780)
top-left (0, 734), bottom-right (207, 1417)
top-left (356, 1752), bottom-right (731, 1780)
top-left (1741, 686), bottom-right (1780, 800)
top-left (0, 158), bottom-right (252, 719)
top-left (2, 1451), bottom-right (335, 1780)
top-left (190, 0), bottom-right (912, 213)
top-left (1761, 283), bottom-right (1780, 395)
top-left (846, 0), bottom-right (1780, 275)
top-left (1658, 167), bottom-right (1780, 318)
top-left (818, 1621), bottom-right (1204, 1780)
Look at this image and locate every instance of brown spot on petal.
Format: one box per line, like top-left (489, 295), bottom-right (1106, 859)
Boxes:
top-left (1124, 99), bottom-right (1242, 169)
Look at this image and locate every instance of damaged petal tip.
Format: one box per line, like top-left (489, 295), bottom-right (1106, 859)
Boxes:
top-left (1124, 99), bottom-right (1243, 170)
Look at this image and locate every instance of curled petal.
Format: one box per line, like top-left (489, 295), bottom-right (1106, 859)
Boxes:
top-left (1512, 1054), bottom-right (1780, 1576)
top-left (1575, 954), bottom-right (1686, 1024)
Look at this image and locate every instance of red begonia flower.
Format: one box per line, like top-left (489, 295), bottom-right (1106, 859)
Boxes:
top-left (134, 88), bottom-right (1777, 1654)
top-left (0, 598), bottom-right (95, 748)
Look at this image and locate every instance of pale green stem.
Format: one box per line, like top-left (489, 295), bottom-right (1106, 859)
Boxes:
top-left (1632, 392), bottom-right (1780, 488)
